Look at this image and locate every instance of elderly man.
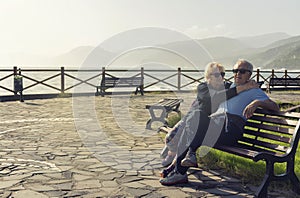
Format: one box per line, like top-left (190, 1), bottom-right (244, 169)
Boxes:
top-left (160, 59), bottom-right (279, 185)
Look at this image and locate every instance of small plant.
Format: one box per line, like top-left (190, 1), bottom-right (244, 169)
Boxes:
top-left (14, 75), bottom-right (23, 80)
top-left (167, 113), bottom-right (182, 127)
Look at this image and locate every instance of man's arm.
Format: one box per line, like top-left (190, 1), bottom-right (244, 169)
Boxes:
top-left (243, 99), bottom-right (280, 119)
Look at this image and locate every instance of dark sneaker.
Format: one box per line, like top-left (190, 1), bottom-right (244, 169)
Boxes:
top-left (159, 170), bottom-right (188, 186)
top-left (160, 164), bottom-right (175, 178)
top-left (181, 151), bottom-right (198, 167)
top-left (161, 155), bottom-right (175, 167)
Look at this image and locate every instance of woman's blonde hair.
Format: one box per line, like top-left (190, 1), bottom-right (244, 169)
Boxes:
top-left (204, 62), bottom-right (225, 80)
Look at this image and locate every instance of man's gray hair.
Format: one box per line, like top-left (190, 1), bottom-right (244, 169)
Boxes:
top-left (236, 59), bottom-right (253, 73)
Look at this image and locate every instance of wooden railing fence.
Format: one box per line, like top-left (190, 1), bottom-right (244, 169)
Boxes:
top-left (0, 66), bottom-right (300, 98)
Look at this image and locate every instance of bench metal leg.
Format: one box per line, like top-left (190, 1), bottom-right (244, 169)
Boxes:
top-left (255, 158), bottom-right (300, 197)
top-left (287, 158), bottom-right (300, 194)
top-left (290, 172), bottom-right (300, 194)
top-left (255, 161), bottom-right (273, 198)
top-left (134, 86), bottom-right (144, 96)
top-left (100, 88), bottom-right (105, 97)
top-left (19, 91), bottom-right (24, 102)
top-left (256, 174), bottom-right (270, 198)
top-left (146, 106), bottom-right (168, 130)
top-left (95, 87), bottom-right (100, 96)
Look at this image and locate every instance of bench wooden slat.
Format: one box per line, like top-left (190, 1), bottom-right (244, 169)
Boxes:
top-left (146, 99), bottom-right (183, 109)
top-left (243, 128), bottom-right (291, 144)
top-left (249, 115), bottom-right (298, 127)
top-left (246, 122), bottom-right (294, 135)
top-left (215, 144), bottom-right (279, 159)
top-left (254, 108), bottom-right (300, 119)
top-left (238, 136), bottom-right (289, 153)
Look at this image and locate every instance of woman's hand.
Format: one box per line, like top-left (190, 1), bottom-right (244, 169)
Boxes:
top-left (236, 80), bottom-right (259, 93)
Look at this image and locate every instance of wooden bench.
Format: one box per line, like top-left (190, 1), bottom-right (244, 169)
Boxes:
top-left (146, 98), bottom-right (183, 130)
top-left (214, 108), bottom-right (300, 197)
top-left (96, 77), bottom-right (144, 97)
top-left (267, 77), bottom-right (300, 93)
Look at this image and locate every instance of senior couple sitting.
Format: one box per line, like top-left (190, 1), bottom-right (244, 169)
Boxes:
top-left (159, 59), bottom-right (279, 185)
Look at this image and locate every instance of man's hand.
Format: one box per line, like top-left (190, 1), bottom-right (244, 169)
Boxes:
top-left (243, 99), bottom-right (280, 119)
top-left (243, 100), bottom-right (260, 119)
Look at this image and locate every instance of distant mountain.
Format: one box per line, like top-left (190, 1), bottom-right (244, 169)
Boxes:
top-left (262, 35), bottom-right (300, 50)
top-left (237, 32), bottom-right (291, 48)
top-left (5, 32), bottom-right (298, 70)
top-left (53, 46), bottom-right (94, 67)
top-left (51, 34), bottom-right (300, 70)
top-left (197, 37), bottom-right (250, 59)
top-left (249, 38), bottom-right (300, 69)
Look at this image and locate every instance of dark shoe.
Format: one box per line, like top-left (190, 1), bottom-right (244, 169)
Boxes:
top-left (181, 151), bottom-right (198, 167)
top-left (159, 170), bottom-right (188, 186)
top-left (160, 164), bottom-right (175, 178)
top-left (161, 155), bottom-right (175, 167)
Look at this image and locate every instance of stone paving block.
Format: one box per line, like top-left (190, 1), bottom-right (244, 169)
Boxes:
top-left (138, 179), bottom-right (164, 188)
top-left (74, 179), bottom-right (102, 189)
top-left (125, 187), bottom-right (152, 197)
top-left (27, 174), bottom-right (50, 181)
top-left (25, 183), bottom-right (57, 191)
top-left (0, 180), bottom-right (21, 189)
top-left (122, 181), bottom-right (145, 188)
top-left (158, 188), bottom-right (191, 198)
top-left (11, 190), bottom-right (48, 198)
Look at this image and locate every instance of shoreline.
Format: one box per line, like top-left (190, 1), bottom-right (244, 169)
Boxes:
top-left (1, 90), bottom-right (299, 104)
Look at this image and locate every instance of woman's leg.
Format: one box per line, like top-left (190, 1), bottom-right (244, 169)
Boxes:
top-left (175, 110), bottom-right (210, 174)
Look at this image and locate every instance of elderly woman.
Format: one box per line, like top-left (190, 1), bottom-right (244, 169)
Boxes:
top-left (160, 62), bottom-right (258, 177)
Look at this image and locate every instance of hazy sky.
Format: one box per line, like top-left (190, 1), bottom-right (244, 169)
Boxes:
top-left (1, 0), bottom-right (300, 57)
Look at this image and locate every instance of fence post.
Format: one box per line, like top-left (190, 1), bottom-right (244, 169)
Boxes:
top-left (285, 69), bottom-right (288, 78)
top-left (13, 67), bottom-right (24, 102)
top-left (141, 67), bottom-right (144, 91)
top-left (102, 67), bottom-right (105, 79)
top-left (13, 66), bottom-right (18, 96)
top-left (271, 69), bottom-right (275, 78)
top-left (178, 67), bottom-right (181, 91)
top-left (13, 66), bottom-right (18, 76)
top-left (61, 67), bottom-right (65, 93)
top-left (256, 68), bottom-right (260, 82)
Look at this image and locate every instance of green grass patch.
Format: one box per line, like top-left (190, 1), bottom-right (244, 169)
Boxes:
top-left (167, 112), bottom-right (182, 127)
top-left (198, 145), bottom-right (300, 186)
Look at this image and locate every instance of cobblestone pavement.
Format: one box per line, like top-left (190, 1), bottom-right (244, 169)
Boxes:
top-left (0, 92), bottom-right (298, 198)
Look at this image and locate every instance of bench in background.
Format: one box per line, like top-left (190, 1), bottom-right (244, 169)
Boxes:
top-left (146, 98), bottom-right (183, 130)
top-left (214, 108), bottom-right (300, 197)
top-left (267, 77), bottom-right (300, 93)
top-left (96, 76), bottom-right (144, 97)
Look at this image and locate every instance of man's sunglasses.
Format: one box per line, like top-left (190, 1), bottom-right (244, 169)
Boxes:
top-left (232, 69), bottom-right (251, 74)
top-left (210, 72), bottom-right (225, 78)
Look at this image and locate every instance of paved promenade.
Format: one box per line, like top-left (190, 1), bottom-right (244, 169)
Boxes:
top-left (0, 92), bottom-right (298, 197)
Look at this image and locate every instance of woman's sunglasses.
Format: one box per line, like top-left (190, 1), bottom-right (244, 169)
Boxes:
top-left (232, 69), bottom-right (251, 74)
top-left (210, 72), bottom-right (225, 78)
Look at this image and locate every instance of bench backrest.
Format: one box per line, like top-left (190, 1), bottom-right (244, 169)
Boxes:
top-left (101, 77), bottom-right (142, 87)
top-left (269, 78), bottom-right (300, 86)
top-left (239, 109), bottom-right (300, 156)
